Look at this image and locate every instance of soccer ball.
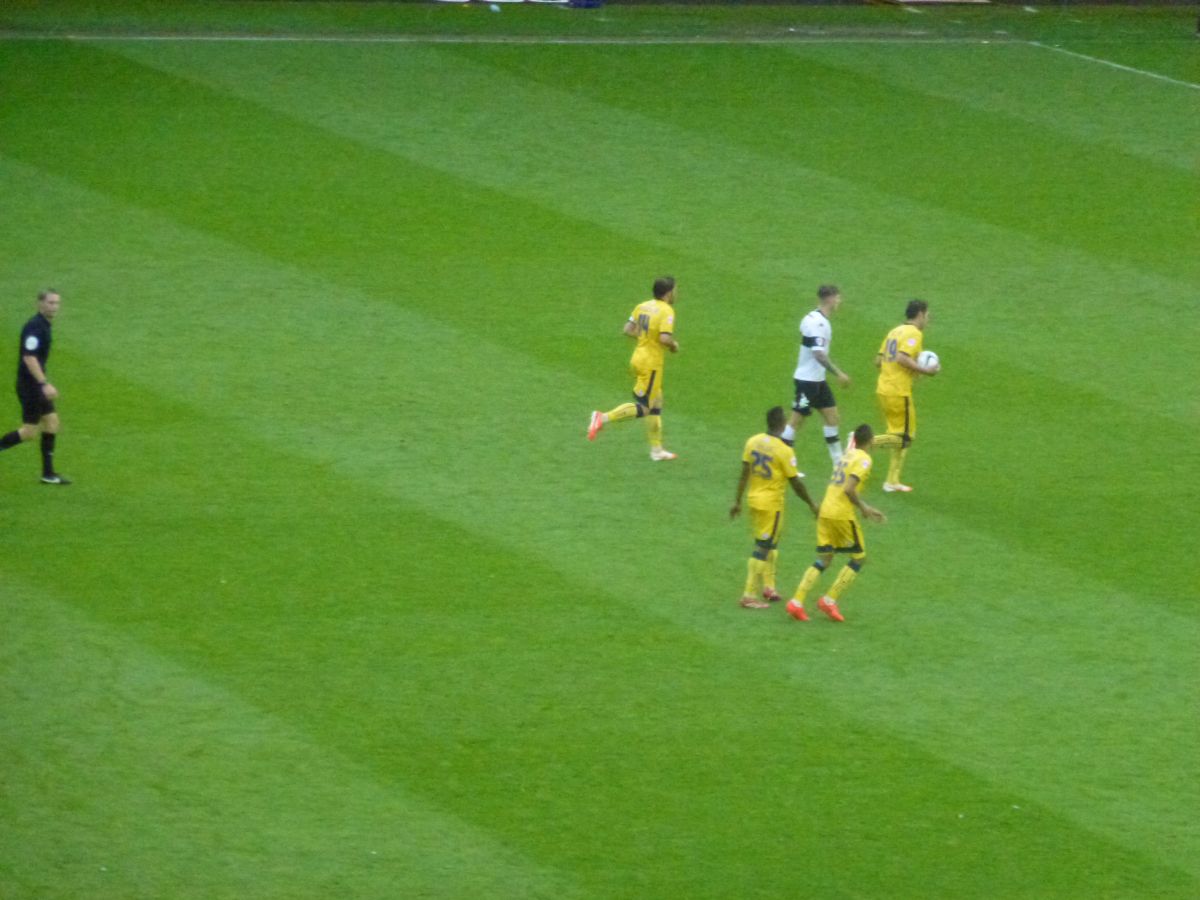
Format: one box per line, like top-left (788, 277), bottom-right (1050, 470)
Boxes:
top-left (917, 349), bottom-right (940, 371)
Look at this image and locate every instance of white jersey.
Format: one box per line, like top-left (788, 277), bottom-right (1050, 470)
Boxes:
top-left (793, 309), bottom-right (832, 381)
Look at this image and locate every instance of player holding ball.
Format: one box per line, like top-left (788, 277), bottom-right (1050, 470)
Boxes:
top-left (871, 299), bottom-right (939, 494)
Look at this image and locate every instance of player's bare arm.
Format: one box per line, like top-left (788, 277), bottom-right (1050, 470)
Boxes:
top-left (844, 476), bottom-right (886, 523)
top-left (623, 320), bottom-right (640, 339)
top-left (814, 348), bottom-right (850, 386)
top-left (729, 462), bottom-right (751, 519)
top-left (873, 353), bottom-right (883, 369)
top-left (896, 351), bottom-right (938, 376)
top-left (659, 332), bottom-right (679, 354)
top-left (22, 354), bottom-right (57, 399)
top-left (789, 475), bottom-right (819, 516)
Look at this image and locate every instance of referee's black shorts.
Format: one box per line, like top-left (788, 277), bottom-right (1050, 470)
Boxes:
top-left (792, 378), bottom-right (836, 416)
top-left (18, 386), bottom-right (54, 424)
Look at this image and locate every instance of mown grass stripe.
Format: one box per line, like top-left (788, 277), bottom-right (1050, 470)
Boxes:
top-left (436, 42), bottom-right (1197, 283)
top-left (3, 360), bottom-right (1196, 895)
top-left (4, 156), bottom-right (1195, 885)
top-left (3, 19), bottom-right (1197, 898)
top-left (0, 579), bottom-right (588, 900)
top-left (779, 42), bottom-right (1197, 172)
top-left (92, 38), bottom-right (1199, 426)
top-left (1, 32), bottom-right (1024, 45)
top-left (1028, 39), bottom-right (1200, 90)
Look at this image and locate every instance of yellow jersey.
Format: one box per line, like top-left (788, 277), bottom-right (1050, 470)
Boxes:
top-left (629, 299), bottom-right (676, 370)
top-left (820, 447), bottom-right (873, 520)
top-left (741, 433), bottom-right (800, 512)
top-left (876, 323), bottom-right (924, 397)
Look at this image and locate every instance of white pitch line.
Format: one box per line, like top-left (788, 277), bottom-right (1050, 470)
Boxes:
top-left (1027, 40), bottom-right (1200, 92)
top-left (0, 30), bottom-right (1018, 46)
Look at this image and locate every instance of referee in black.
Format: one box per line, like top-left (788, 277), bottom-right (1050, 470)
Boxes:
top-left (0, 288), bottom-right (70, 484)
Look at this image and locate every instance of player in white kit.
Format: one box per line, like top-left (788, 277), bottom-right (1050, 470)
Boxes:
top-left (781, 284), bottom-right (851, 467)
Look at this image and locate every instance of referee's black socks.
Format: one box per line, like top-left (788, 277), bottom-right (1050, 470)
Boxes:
top-left (0, 430), bottom-right (21, 450)
top-left (40, 432), bottom-right (56, 476)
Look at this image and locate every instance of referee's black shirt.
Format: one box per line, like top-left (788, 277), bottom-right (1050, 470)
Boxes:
top-left (16, 312), bottom-right (52, 394)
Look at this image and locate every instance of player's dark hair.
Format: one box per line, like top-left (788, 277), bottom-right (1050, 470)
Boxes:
top-left (817, 284), bottom-right (840, 301)
top-left (853, 423), bottom-right (873, 446)
top-left (37, 288), bottom-right (59, 302)
top-left (653, 277), bottom-right (676, 299)
top-left (905, 299), bottom-right (928, 320)
top-left (766, 406), bottom-right (786, 431)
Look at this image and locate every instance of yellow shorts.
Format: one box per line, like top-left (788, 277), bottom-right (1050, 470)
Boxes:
top-left (816, 515), bottom-right (865, 559)
top-left (632, 363), bottom-right (664, 408)
top-left (750, 506), bottom-right (784, 548)
top-left (877, 393), bottom-right (916, 441)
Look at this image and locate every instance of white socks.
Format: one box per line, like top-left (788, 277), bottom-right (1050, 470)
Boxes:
top-left (824, 425), bottom-right (843, 464)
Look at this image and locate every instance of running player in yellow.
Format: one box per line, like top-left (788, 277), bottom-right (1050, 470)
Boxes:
top-left (786, 423), bottom-right (886, 622)
top-left (730, 406), bottom-right (819, 609)
top-left (873, 299), bottom-right (939, 492)
top-left (588, 276), bottom-right (679, 461)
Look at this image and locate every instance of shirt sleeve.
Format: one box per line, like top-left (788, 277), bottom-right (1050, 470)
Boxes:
top-left (21, 327), bottom-right (40, 354)
top-left (781, 452), bottom-right (799, 479)
top-left (851, 454), bottom-right (873, 482)
top-left (801, 316), bottom-right (827, 349)
top-left (659, 307), bottom-right (675, 335)
top-left (741, 438), bottom-right (755, 465)
top-left (898, 326), bottom-right (921, 359)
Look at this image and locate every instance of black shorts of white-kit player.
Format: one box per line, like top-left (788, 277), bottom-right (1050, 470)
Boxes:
top-left (792, 378), bottom-right (836, 417)
top-left (782, 300), bottom-right (845, 466)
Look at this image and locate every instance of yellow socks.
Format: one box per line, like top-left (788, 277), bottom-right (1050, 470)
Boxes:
top-left (605, 403), bottom-right (640, 423)
top-left (645, 414), bottom-right (663, 449)
top-left (826, 562), bottom-right (860, 601)
top-left (743, 558), bottom-right (766, 597)
top-left (792, 563), bottom-right (824, 602)
top-left (601, 405), bottom-right (659, 445)
top-left (888, 447), bottom-right (909, 484)
top-left (763, 549), bottom-right (778, 592)
top-left (866, 434), bottom-right (906, 482)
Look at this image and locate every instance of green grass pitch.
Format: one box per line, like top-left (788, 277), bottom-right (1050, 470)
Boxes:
top-left (1, 2), bottom-right (1197, 897)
